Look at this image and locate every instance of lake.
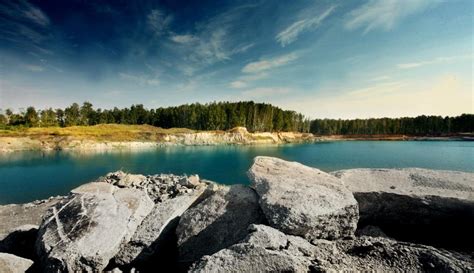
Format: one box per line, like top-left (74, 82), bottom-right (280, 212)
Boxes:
top-left (0, 141), bottom-right (473, 204)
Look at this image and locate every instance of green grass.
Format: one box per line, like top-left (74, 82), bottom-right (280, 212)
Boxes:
top-left (0, 124), bottom-right (195, 141)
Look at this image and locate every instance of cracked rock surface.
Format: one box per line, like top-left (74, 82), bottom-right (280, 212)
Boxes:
top-left (176, 184), bottom-right (265, 264)
top-left (35, 182), bottom-right (154, 272)
top-left (248, 156), bottom-right (359, 240)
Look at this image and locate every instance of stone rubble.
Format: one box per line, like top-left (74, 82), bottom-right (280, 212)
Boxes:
top-left (0, 157), bottom-right (472, 272)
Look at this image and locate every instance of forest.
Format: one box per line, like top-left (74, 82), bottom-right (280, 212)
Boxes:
top-left (0, 101), bottom-right (472, 135)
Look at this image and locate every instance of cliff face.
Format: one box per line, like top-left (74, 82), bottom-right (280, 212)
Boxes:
top-left (0, 158), bottom-right (472, 272)
top-left (0, 127), bottom-right (315, 153)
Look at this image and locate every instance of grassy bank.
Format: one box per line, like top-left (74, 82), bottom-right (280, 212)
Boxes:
top-left (0, 124), bottom-right (195, 142)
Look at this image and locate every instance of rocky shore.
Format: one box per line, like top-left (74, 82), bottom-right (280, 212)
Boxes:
top-left (2, 126), bottom-right (470, 153)
top-left (0, 127), bottom-right (315, 153)
top-left (0, 157), bottom-right (472, 272)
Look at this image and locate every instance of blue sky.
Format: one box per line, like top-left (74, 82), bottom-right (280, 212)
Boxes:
top-left (0, 0), bottom-right (472, 118)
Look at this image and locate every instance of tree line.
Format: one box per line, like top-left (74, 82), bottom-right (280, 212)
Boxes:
top-left (310, 115), bottom-right (473, 135)
top-left (0, 101), bottom-right (310, 132)
top-left (0, 101), bottom-right (472, 135)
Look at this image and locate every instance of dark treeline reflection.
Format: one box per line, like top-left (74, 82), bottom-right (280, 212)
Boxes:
top-left (1, 101), bottom-right (472, 135)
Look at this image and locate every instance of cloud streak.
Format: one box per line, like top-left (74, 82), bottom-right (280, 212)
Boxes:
top-left (276, 5), bottom-right (336, 47)
top-left (242, 53), bottom-right (298, 74)
top-left (345, 0), bottom-right (433, 33)
top-left (397, 55), bottom-right (472, 69)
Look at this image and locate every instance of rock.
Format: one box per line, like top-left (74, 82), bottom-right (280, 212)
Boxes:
top-left (0, 252), bottom-right (34, 273)
top-left (114, 184), bottom-right (207, 267)
top-left (176, 184), bottom-right (264, 264)
top-left (179, 175), bottom-right (200, 188)
top-left (100, 171), bottom-right (147, 188)
top-left (190, 225), bottom-right (319, 273)
top-left (248, 156), bottom-right (358, 240)
top-left (333, 168), bottom-right (474, 250)
top-left (191, 225), bottom-right (473, 272)
top-left (0, 225), bottom-right (38, 259)
top-left (0, 196), bottom-right (64, 240)
top-left (36, 182), bottom-right (154, 272)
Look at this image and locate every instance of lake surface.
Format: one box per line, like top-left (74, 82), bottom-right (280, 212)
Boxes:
top-left (0, 141), bottom-right (473, 204)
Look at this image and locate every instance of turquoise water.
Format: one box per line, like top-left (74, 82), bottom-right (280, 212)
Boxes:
top-left (0, 141), bottom-right (473, 204)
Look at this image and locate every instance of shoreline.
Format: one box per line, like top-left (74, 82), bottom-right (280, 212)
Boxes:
top-left (0, 126), bottom-right (472, 153)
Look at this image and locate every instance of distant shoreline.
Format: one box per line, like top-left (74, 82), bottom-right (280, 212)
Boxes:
top-left (0, 125), bottom-right (472, 153)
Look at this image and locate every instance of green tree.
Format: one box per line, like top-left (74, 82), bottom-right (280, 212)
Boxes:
top-left (24, 106), bottom-right (39, 127)
top-left (64, 103), bottom-right (80, 126)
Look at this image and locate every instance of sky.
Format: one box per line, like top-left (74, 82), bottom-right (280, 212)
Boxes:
top-left (0, 0), bottom-right (472, 119)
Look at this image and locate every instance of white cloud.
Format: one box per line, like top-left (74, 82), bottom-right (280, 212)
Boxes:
top-left (170, 34), bottom-right (197, 43)
top-left (397, 55), bottom-right (472, 69)
top-left (276, 6), bottom-right (336, 46)
top-left (369, 75), bottom-right (390, 82)
top-left (147, 9), bottom-right (172, 36)
top-left (231, 43), bottom-right (255, 54)
top-left (241, 87), bottom-right (292, 99)
top-left (163, 4), bottom-right (258, 75)
top-left (345, 0), bottom-right (433, 33)
top-left (23, 4), bottom-right (50, 26)
top-left (230, 81), bottom-right (247, 89)
top-left (242, 53), bottom-right (298, 74)
top-left (24, 64), bottom-right (44, 72)
top-left (229, 72), bottom-right (268, 89)
top-left (119, 72), bottom-right (160, 86)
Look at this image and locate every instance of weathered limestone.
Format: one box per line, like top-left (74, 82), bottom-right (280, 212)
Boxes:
top-left (333, 168), bottom-right (474, 249)
top-left (0, 252), bottom-right (34, 273)
top-left (191, 225), bottom-right (473, 272)
top-left (114, 185), bottom-right (207, 266)
top-left (176, 184), bottom-right (264, 263)
top-left (35, 182), bottom-right (154, 272)
top-left (248, 156), bottom-right (358, 240)
top-left (190, 224), bottom-right (319, 273)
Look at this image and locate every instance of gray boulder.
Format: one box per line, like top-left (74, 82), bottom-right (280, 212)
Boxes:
top-left (248, 156), bottom-right (358, 240)
top-left (36, 182), bottom-right (154, 272)
top-left (100, 171), bottom-right (147, 188)
top-left (191, 225), bottom-right (473, 272)
top-left (333, 168), bottom-right (474, 249)
top-left (114, 182), bottom-right (207, 266)
top-left (0, 252), bottom-right (34, 273)
top-left (176, 184), bottom-right (264, 263)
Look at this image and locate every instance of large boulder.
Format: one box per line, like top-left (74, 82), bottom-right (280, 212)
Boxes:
top-left (36, 182), bottom-right (154, 272)
top-left (113, 176), bottom-right (208, 267)
top-left (191, 225), bottom-right (473, 272)
top-left (190, 225), bottom-right (319, 273)
top-left (333, 168), bottom-right (474, 250)
top-left (0, 252), bottom-right (34, 273)
top-left (248, 156), bottom-right (358, 240)
top-left (176, 184), bottom-right (264, 264)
